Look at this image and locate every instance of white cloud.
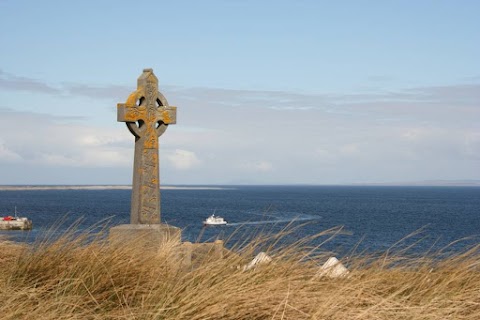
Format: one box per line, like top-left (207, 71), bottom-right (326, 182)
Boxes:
top-left (76, 133), bottom-right (130, 148)
top-left (166, 149), bottom-right (200, 170)
top-left (464, 133), bottom-right (480, 159)
top-left (240, 160), bottom-right (274, 172)
top-left (0, 110), bottom-right (132, 169)
top-left (402, 128), bottom-right (425, 141)
top-left (36, 149), bottom-right (131, 168)
top-left (0, 141), bottom-right (22, 161)
top-left (38, 153), bottom-right (77, 166)
top-left (339, 143), bottom-right (360, 156)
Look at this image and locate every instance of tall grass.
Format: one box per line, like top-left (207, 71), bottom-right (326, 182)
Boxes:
top-left (1, 228), bottom-right (479, 319)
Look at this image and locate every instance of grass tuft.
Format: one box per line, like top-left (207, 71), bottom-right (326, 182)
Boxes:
top-left (0, 227), bottom-right (479, 319)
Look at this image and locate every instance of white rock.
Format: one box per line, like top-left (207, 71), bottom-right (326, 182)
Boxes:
top-left (317, 257), bottom-right (349, 278)
top-left (243, 252), bottom-right (272, 271)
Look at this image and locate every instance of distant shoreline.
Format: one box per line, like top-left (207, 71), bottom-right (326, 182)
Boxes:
top-left (0, 185), bottom-right (232, 191)
top-left (0, 181), bottom-right (479, 191)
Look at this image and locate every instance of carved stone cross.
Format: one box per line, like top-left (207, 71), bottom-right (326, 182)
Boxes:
top-left (117, 69), bottom-right (176, 224)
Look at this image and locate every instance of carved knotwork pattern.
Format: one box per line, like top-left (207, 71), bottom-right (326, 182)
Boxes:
top-left (140, 149), bottom-right (159, 223)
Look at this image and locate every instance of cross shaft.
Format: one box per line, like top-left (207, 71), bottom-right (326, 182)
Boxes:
top-left (117, 69), bottom-right (176, 224)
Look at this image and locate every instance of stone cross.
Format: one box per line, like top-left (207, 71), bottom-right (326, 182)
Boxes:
top-left (117, 69), bottom-right (176, 224)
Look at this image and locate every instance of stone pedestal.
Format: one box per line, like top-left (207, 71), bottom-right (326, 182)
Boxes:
top-left (181, 241), bottom-right (193, 269)
top-left (213, 239), bottom-right (224, 259)
top-left (109, 224), bottom-right (181, 250)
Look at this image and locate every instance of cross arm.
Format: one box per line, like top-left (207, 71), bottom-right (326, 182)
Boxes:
top-left (117, 90), bottom-right (144, 123)
top-left (161, 106), bottom-right (177, 125)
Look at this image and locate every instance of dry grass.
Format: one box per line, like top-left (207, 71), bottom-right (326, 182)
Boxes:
top-left (0, 228), bottom-right (479, 320)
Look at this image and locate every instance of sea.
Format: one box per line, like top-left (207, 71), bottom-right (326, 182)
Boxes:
top-left (1, 186), bottom-right (479, 256)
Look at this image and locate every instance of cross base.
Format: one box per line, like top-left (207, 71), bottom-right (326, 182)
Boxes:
top-left (109, 224), bottom-right (181, 251)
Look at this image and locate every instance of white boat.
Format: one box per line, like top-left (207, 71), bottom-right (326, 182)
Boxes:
top-left (0, 207), bottom-right (32, 231)
top-left (203, 214), bottom-right (227, 226)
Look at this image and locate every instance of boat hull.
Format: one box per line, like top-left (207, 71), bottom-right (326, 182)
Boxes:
top-left (203, 221), bottom-right (227, 226)
top-left (0, 218), bottom-right (32, 231)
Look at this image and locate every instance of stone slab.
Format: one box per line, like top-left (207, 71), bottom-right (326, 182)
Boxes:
top-left (180, 240), bottom-right (225, 270)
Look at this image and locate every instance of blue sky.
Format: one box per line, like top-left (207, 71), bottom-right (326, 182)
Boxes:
top-left (0, 0), bottom-right (479, 185)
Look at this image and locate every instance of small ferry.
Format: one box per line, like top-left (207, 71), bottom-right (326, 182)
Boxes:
top-left (203, 214), bottom-right (227, 226)
top-left (0, 207), bottom-right (32, 231)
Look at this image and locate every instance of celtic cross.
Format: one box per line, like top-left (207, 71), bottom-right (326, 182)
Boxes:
top-left (117, 69), bottom-right (176, 224)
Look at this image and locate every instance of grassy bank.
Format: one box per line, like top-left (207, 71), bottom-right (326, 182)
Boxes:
top-left (0, 230), bottom-right (479, 319)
